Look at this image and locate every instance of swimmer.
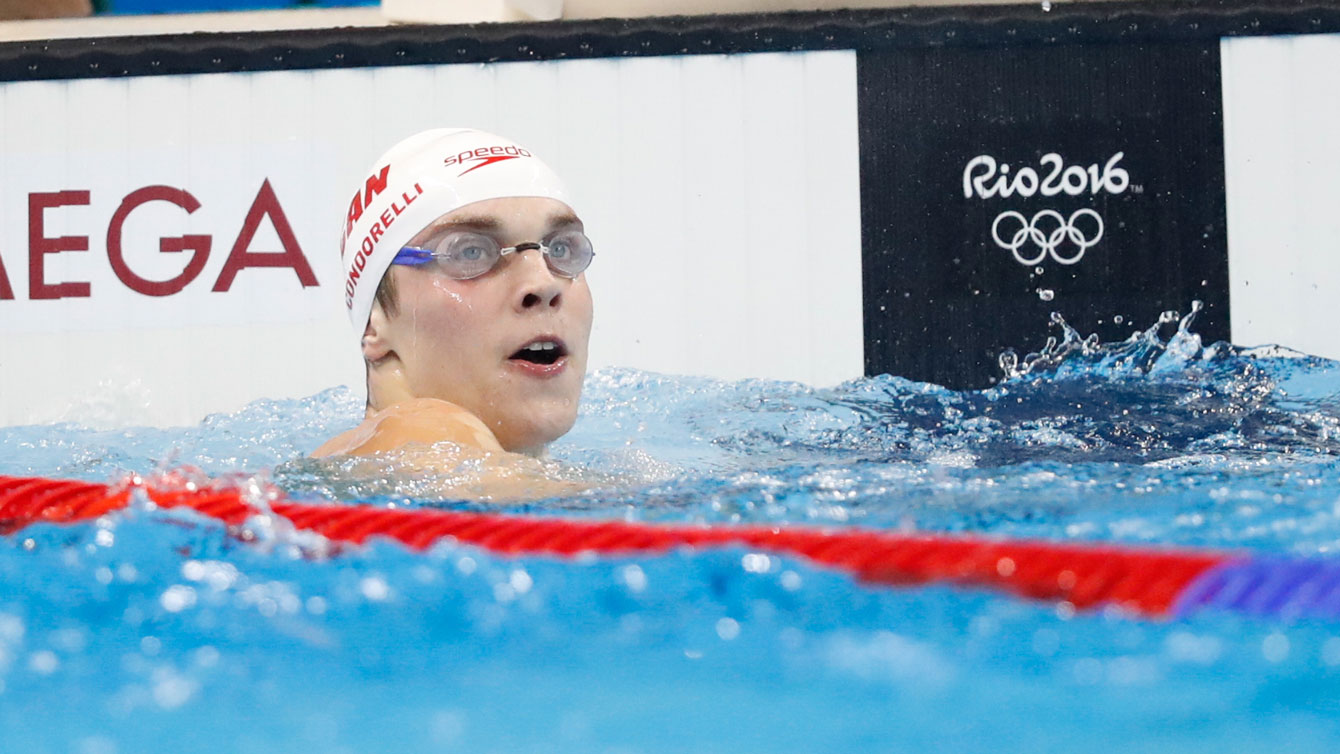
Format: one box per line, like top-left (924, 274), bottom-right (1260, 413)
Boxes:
top-left (312, 129), bottom-right (594, 497)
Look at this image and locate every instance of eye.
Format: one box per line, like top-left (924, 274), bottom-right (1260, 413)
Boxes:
top-left (547, 238), bottom-right (571, 260)
top-left (441, 232), bottom-right (498, 263)
top-left (547, 230), bottom-right (590, 260)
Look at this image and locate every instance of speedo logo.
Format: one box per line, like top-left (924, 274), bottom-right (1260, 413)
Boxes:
top-left (444, 145), bottom-right (533, 177)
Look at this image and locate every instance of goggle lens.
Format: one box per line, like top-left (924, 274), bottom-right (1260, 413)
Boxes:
top-left (541, 231), bottom-right (593, 277)
top-left (437, 232), bottom-right (499, 279)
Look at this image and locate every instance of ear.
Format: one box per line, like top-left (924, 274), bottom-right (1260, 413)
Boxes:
top-left (361, 302), bottom-right (395, 363)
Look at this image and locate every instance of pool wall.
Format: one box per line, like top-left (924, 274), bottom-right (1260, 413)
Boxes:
top-left (0, 1), bottom-right (1336, 426)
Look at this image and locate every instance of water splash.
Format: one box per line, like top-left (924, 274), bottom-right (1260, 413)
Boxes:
top-left (998, 302), bottom-right (1206, 382)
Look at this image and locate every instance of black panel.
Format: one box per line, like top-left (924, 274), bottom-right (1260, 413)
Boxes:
top-left (858, 42), bottom-right (1228, 388)
top-left (0, 1), bottom-right (1338, 81)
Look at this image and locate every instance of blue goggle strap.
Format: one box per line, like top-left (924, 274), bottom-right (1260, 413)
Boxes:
top-left (392, 247), bottom-right (436, 266)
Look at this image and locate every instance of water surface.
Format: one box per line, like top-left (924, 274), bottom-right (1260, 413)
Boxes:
top-left (5, 309), bottom-right (1340, 753)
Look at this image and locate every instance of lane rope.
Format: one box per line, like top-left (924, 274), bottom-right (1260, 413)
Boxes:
top-left (1, 472), bottom-right (1327, 621)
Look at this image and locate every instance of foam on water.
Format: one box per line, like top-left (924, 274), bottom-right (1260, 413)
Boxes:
top-left (6, 306), bottom-right (1340, 752)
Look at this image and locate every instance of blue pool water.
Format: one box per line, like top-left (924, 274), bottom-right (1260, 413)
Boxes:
top-left (5, 309), bottom-right (1340, 753)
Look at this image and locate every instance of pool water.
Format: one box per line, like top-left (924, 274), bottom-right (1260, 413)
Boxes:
top-left (5, 309), bottom-right (1340, 753)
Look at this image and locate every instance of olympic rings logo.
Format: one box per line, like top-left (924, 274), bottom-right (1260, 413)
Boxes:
top-left (990, 208), bottom-right (1104, 266)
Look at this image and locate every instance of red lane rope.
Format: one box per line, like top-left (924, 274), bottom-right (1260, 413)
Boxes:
top-left (0, 473), bottom-right (1230, 618)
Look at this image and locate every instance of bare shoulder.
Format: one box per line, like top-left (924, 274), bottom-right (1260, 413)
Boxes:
top-left (310, 399), bottom-right (591, 502)
top-left (311, 399), bottom-right (503, 457)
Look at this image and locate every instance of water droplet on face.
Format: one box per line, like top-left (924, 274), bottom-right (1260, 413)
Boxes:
top-left (431, 278), bottom-right (467, 306)
top-left (1037, 288), bottom-right (1055, 302)
top-left (1113, 315), bottom-right (1124, 324)
top-left (1034, 266), bottom-right (1045, 275)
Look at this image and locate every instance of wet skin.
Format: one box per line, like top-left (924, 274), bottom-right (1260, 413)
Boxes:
top-left (314, 196), bottom-right (594, 463)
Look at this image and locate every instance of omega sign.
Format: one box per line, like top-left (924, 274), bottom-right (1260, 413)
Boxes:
top-left (962, 152), bottom-right (1130, 266)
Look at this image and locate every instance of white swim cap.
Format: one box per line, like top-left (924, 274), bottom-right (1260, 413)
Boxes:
top-left (340, 128), bottom-right (570, 333)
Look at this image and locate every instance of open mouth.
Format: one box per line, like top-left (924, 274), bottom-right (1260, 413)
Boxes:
top-left (509, 339), bottom-right (568, 367)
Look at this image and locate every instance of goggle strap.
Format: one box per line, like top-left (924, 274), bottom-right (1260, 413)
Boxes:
top-left (393, 247), bottom-right (436, 266)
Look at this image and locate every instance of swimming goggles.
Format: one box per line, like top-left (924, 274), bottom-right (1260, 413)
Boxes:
top-left (392, 229), bottom-right (594, 280)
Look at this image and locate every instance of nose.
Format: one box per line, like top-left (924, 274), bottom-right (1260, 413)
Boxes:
top-left (512, 248), bottom-right (565, 312)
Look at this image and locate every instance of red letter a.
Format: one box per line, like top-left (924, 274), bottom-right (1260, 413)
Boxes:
top-left (0, 253), bottom-right (12, 299)
top-left (212, 179), bottom-right (318, 292)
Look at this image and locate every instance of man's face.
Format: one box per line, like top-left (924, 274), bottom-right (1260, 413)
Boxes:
top-left (376, 196), bottom-right (594, 453)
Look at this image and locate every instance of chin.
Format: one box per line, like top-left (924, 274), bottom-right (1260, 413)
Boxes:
top-left (495, 400), bottom-right (579, 454)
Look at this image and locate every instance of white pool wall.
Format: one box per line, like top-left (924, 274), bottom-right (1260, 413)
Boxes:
top-left (0, 52), bottom-right (863, 427)
top-left (1222, 35), bottom-right (1340, 361)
